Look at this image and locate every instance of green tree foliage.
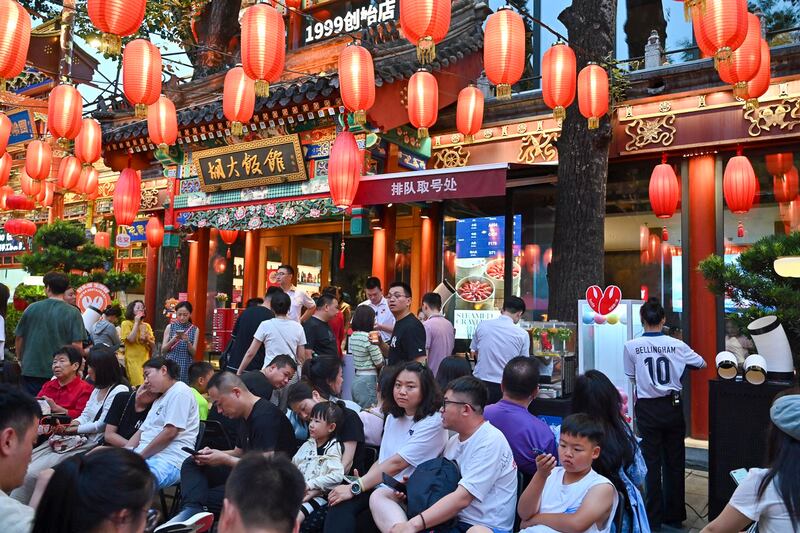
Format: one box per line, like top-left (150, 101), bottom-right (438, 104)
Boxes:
top-left (699, 231), bottom-right (800, 359)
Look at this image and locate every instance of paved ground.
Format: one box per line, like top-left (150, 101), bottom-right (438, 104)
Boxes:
top-left (685, 468), bottom-right (710, 532)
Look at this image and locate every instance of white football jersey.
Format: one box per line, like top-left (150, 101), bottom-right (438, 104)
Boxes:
top-left (623, 333), bottom-right (707, 399)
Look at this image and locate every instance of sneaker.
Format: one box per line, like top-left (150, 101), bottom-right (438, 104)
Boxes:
top-left (155, 511), bottom-right (214, 533)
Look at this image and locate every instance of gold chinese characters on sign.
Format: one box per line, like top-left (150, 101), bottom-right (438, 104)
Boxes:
top-left (193, 135), bottom-right (307, 192)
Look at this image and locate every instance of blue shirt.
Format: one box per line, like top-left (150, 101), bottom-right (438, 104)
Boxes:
top-left (484, 399), bottom-right (558, 476)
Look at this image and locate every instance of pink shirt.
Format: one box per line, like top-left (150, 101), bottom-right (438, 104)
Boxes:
top-left (423, 315), bottom-right (455, 377)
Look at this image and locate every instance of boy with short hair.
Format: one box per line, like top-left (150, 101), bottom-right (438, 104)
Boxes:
top-left (188, 361), bottom-right (214, 421)
top-left (518, 413), bottom-right (618, 533)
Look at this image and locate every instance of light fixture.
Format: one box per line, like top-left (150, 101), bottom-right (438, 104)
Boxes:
top-left (387, 203), bottom-right (393, 208)
top-left (743, 354), bottom-right (767, 385)
top-left (420, 208), bottom-right (430, 220)
top-left (747, 315), bottom-right (795, 381)
top-left (774, 256), bottom-right (800, 277)
top-left (715, 351), bottom-right (739, 379)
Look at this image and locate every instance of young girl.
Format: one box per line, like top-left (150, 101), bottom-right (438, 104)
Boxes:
top-left (293, 401), bottom-right (345, 529)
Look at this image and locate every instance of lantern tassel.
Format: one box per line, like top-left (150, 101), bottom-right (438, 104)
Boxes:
top-left (733, 82), bottom-right (749, 101)
top-left (737, 221), bottom-right (745, 238)
top-left (134, 103), bottom-right (147, 119)
top-left (176, 250), bottom-right (182, 270)
top-left (231, 121), bottom-right (244, 136)
top-left (57, 138), bottom-right (71, 150)
top-left (255, 80), bottom-right (270, 98)
top-left (495, 84), bottom-right (512, 100)
top-left (587, 117), bottom-right (599, 130)
top-left (416, 37), bottom-right (435, 64)
top-left (746, 98), bottom-right (760, 110)
top-left (464, 134), bottom-right (474, 143)
top-left (714, 47), bottom-right (733, 70)
top-left (100, 33), bottom-right (122, 56)
top-left (417, 127), bottom-right (429, 139)
top-left (662, 226), bottom-right (669, 242)
top-left (354, 109), bottom-right (366, 126)
top-left (339, 240), bottom-right (346, 269)
top-left (553, 105), bottom-right (566, 121)
top-left (226, 246), bottom-right (231, 259)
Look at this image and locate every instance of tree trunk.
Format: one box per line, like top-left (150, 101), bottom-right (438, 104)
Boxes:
top-left (547, 0), bottom-right (617, 323)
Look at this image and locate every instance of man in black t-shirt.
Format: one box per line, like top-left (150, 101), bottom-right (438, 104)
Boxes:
top-left (103, 385), bottom-right (158, 448)
top-left (224, 287), bottom-right (280, 372)
top-left (240, 354), bottom-right (298, 400)
top-left (376, 281), bottom-right (427, 366)
top-left (165, 372), bottom-right (298, 526)
top-left (302, 292), bottom-right (339, 359)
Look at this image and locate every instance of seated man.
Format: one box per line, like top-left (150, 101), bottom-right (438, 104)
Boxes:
top-left (484, 356), bottom-right (557, 481)
top-left (103, 384), bottom-right (159, 447)
top-left (126, 357), bottom-right (200, 489)
top-left (374, 376), bottom-right (518, 533)
top-left (165, 372), bottom-right (298, 526)
top-left (37, 346), bottom-right (93, 419)
top-left (518, 413), bottom-right (618, 533)
top-left (189, 361), bottom-right (215, 421)
top-left (0, 385), bottom-right (41, 533)
top-left (218, 454), bottom-right (305, 533)
top-left (240, 354), bottom-right (298, 400)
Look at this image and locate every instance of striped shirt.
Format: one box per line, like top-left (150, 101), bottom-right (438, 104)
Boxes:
top-left (349, 331), bottom-right (384, 371)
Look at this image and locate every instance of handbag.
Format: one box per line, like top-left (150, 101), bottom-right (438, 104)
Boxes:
top-left (48, 434), bottom-right (88, 454)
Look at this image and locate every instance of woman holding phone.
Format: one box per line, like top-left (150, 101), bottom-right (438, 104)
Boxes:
top-left (121, 300), bottom-right (155, 387)
top-left (162, 301), bottom-right (198, 383)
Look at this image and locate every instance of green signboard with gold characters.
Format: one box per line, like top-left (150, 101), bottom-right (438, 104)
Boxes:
top-left (192, 135), bottom-right (307, 192)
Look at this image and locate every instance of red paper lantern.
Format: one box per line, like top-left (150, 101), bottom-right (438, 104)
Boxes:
top-left (692, 0), bottom-right (748, 67)
top-left (94, 231), bottom-right (111, 248)
top-left (241, 4), bottom-right (285, 97)
top-left (407, 70), bottom-right (438, 139)
top-left (0, 0), bottom-right (31, 91)
top-left (113, 168), bottom-right (141, 226)
top-left (223, 67), bottom-right (255, 136)
top-left (75, 118), bottom-right (102, 165)
top-left (48, 84), bottom-right (83, 143)
top-left (774, 165), bottom-right (799, 204)
top-left (0, 113), bottom-right (10, 154)
top-left (123, 39), bottom-right (162, 118)
top-left (578, 63), bottom-right (609, 130)
top-left (146, 216), bottom-right (164, 248)
top-left (219, 229), bottom-right (239, 245)
top-left (717, 13), bottom-right (761, 100)
top-left (0, 185), bottom-right (13, 209)
top-left (81, 166), bottom-right (99, 196)
top-left (400, 0), bottom-right (450, 64)
top-left (37, 181), bottom-right (54, 207)
top-left (483, 8), bottom-right (525, 100)
top-left (25, 140), bottom-right (52, 181)
top-left (87, 0), bottom-right (147, 55)
top-left (285, 0), bottom-right (302, 9)
top-left (766, 153), bottom-right (794, 178)
top-left (0, 152), bottom-right (10, 187)
top-left (745, 39), bottom-right (771, 109)
top-left (724, 153), bottom-right (756, 213)
top-left (6, 194), bottom-right (34, 211)
top-left (339, 43), bottom-right (375, 126)
top-left (649, 155), bottom-right (680, 218)
top-left (523, 244), bottom-right (541, 274)
top-left (456, 85), bottom-right (484, 142)
top-left (147, 96), bottom-right (178, 149)
top-left (328, 131), bottom-right (362, 209)
top-left (542, 42), bottom-right (576, 121)
top-left (19, 169), bottom-right (41, 197)
top-left (5, 218), bottom-right (35, 238)
top-left (57, 156), bottom-right (82, 191)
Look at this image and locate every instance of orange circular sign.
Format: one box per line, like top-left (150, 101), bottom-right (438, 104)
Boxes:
top-left (76, 282), bottom-right (112, 313)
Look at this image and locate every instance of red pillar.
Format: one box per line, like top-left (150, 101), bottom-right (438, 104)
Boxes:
top-left (688, 155), bottom-right (718, 439)
top-left (144, 243), bottom-right (159, 329)
top-left (383, 205), bottom-right (397, 284)
top-left (371, 227), bottom-right (387, 284)
top-left (243, 230), bottom-right (260, 301)
top-left (187, 227), bottom-right (209, 360)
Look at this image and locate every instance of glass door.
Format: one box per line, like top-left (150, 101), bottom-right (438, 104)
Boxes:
top-left (258, 236), bottom-right (290, 293)
top-left (292, 237), bottom-right (331, 296)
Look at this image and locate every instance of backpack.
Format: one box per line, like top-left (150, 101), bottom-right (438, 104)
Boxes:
top-left (406, 457), bottom-right (461, 532)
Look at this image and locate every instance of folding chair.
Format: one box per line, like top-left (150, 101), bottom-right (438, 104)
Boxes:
top-left (160, 422), bottom-right (206, 518)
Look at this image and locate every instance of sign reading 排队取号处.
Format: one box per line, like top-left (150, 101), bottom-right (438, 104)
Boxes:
top-left (302, 0), bottom-right (397, 45)
top-left (193, 136), bottom-right (307, 192)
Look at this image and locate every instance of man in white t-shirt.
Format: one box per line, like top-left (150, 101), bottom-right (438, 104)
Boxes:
top-left (235, 291), bottom-right (308, 374)
top-left (127, 357), bottom-right (199, 489)
top-left (381, 376), bottom-right (518, 533)
top-left (359, 276), bottom-right (395, 342)
top-left (276, 264), bottom-right (316, 323)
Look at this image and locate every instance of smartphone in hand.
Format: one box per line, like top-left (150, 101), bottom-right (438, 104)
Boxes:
top-left (382, 473), bottom-right (407, 495)
top-left (182, 446), bottom-right (199, 455)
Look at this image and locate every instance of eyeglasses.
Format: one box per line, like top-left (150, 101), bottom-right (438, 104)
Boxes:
top-left (387, 292), bottom-right (407, 300)
top-left (144, 508), bottom-right (160, 533)
top-left (441, 399), bottom-right (474, 411)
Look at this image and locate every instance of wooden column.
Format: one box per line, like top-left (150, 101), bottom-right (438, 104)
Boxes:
top-left (187, 227), bottom-right (210, 359)
top-left (383, 205), bottom-right (397, 285)
top-left (410, 208), bottom-right (423, 312)
top-left (371, 227), bottom-right (387, 285)
top-left (243, 230), bottom-right (260, 300)
top-left (420, 203), bottom-right (441, 296)
top-left (688, 155), bottom-right (718, 439)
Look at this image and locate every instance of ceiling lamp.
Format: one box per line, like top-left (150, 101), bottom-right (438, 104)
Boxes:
top-left (746, 39), bottom-right (771, 109)
top-left (87, 0), bottom-right (147, 55)
top-left (25, 140), bottom-right (51, 182)
top-left (483, 8), bottom-right (525, 100)
top-left (241, 3), bottom-right (285, 97)
top-left (147, 95), bottom-right (178, 150)
top-left (649, 154), bottom-right (680, 240)
top-left (542, 42), bottom-right (576, 121)
top-left (717, 13), bottom-right (761, 100)
top-left (723, 149), bottom-right (757, 237)
top-left (123, 39), bottom-right (162, 118)
top-left (456, 85), bottom-right (484, 143)
top-left (407, 70), bottom-right (438, 139)
top-left (692, 0), bottom-right (748, 67)
top-left (339, 43), bottom-right (375, 126)
top-left (75, 118), bottom-right (103, 165)
top-left (146, 216), bottom-right (164, 248)
top-left (0, 0), bottom-right (31, 92)
top-left (223, 67), bottom-right (255, 137)
top-left (578, 63), bottom-right (609, 129)
top-left (399, 0), bottom-right (450, 64)
top-left (327, 131), bottom-right (362, 210)
top-left (113, 168), bottom-right (141, 226)
top-left (48, 84), bottom-right (83, 147)
top-left (57, 156), bottom-right (83, 191)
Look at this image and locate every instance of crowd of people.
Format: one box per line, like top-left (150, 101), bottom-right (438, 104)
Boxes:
top-left (0, 269), bottom-right (797, 533)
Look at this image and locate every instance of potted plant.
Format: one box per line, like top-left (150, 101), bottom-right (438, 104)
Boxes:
top-left (214, 293), bottom-right (229, 309)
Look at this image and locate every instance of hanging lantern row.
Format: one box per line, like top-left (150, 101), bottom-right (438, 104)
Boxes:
top-left (692, 0), bottom-right (748, 67)
top-left (716, 12), bottom-right (761, 100)
top-left (223, 67), bottom-right (256, 136)
top-left (87, 0), bottom-right (147, 55)
top-left (339, 43), bottom-right (375, 126)
top-left (400, 0), bottom-right (450, 64)
top-left (113, 168), bottom-right (142, 226)
top-left (456, 85), bottom-right (484, 142)
top-left (146, 216), bottom-right (164, 248)
top-left (75, 118), bottom-right (103, 165)
top-left (0, 0), bottom-right (31, 93)
top-left (577, 64), bottom-right (609, 130)
top-left (648, 154), bottom-right (680, 241)
top-left (723, 148), bottom-right (757, 238)
top-left (26, 141), bottom-right (51, 182)
top-left (407, 70), bottom-right (438, 139)
top-left (241, 3), bottom-right (285, 97)
top-left (746, 39), bottom-right (771, 109)
top-left (147, 96), bottom-right (178, 149)
top-left (123, 39), bottom-right (162, 118)
top-left (483, 8), bottom-right (525, 100)
top-left (327, 131), bottom-right (362, 209)
top-left (48, 84), bottom-right (83, 147)
top-left (542, 42), bottom-right (577, 122)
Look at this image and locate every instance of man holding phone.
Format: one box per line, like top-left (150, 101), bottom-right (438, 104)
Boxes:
top-left (163, 372), bottom-right (297, 528)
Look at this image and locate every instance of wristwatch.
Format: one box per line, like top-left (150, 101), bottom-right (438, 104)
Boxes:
top-left (350, 479), bottom-right (362, 496)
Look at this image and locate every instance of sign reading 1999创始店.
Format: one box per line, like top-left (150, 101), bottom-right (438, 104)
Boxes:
top-left (193, 135), bottom-right (308, 192)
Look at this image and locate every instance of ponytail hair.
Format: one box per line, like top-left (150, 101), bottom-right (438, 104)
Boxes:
top-left (639, 297), bottom-right (665, 327)
top-left (32, 448), bottom-right (154, 533)
top-left (301, 356), bottom-right (343, 399)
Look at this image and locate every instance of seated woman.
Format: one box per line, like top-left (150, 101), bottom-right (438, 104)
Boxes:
top-left (12, 346), bottom-right (129, 504)
top-left (36, 346), bottom-right (93, 419)
top-left (324, 362), bottom-right (448, 533)
top-left (103, 383), bottom-right (159, 448)
top-left (31, 447), bottom-right (156, 533)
